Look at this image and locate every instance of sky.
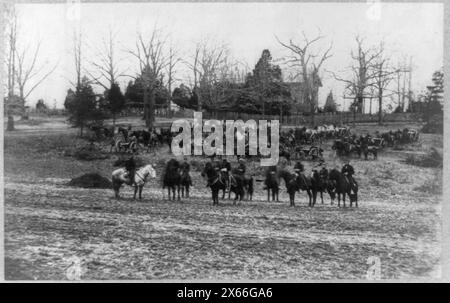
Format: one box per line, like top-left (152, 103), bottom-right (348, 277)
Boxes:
top-left (10, 2), bottom-right (444, 111)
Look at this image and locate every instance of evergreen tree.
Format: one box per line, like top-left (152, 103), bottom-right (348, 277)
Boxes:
top-left (105, 83), bottom-right (125, 126)
top-left (324, 91), bottom-right (337, 113)
top-left (65, 77), bottom-right (105, 136)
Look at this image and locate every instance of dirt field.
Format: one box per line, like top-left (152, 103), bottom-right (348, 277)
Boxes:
top-left (3, 116), bottom-right (442, 280)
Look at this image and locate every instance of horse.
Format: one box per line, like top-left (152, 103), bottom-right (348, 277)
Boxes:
top-left (279, 146), bottom-right (292, 165)
top-left (111, 164), bottom-right (157, 200)
top-left (243, 175), bottom-right (254, 200)
top-left (229, 172), bottom-right (246, 203)
top-left (362, 144), bottom-right (378, 160)
top-left (328, 169), bottom-right (358, 207)
top-left (311, 169), bottom-right (336, 204)
top-left (201, 162), bottom-right (226, 206)
top-left (264, 166), bottom-right (280, 202)
top-left (180, 168), bottom-right (192, 198)
top-left (332, 140), bottom-right (351, 156)
top-left (163, 159), bottom-right (181, 200)
top-left (279, 169), bottom-right (313, 207)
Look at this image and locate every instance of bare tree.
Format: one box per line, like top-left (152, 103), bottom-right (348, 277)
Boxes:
top-left (127, 28), bottom-right (168, 128)
top-left (165, 43), bottom-right (182, 117)
top-left (277, 31), bottom-right (332, 125)
top-left (330, 36), bottom-right (382, 114)
top-left (186, 40), bottom-right (229, 112)
top-left (86, 29), bottom-right (124, 90)
top-left (393, 57), bottom-right (412, 112)
top-left (73, 31), bottom-right (83, 92)
top-left (369, 44), bottom-right (397, 124)
top-left (4, 4), bottom-right (18, 99)
top-left (14, 41), bottom-right (58, 102)
top-left (3, 4), bottom-right (57, 124)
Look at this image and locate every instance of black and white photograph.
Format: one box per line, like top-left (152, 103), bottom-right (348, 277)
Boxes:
top-left (1, 0), bottom-right (446, 282)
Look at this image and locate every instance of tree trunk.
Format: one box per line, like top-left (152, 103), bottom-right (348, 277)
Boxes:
top-left (7, 115), bottom-right (15, 131)
top-left (148, 88), bottom-right (155, 129)
top-left (143, 86), bottom-right (149, 127)
top-left (378, 93), bottom-right (383, 125)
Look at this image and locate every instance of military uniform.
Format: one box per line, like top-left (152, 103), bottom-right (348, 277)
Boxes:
top-left (220, 159), bottom-right (232, 190)
top-left (293, 161), bottom-right (304, 175)
top-left (342, 163), bottom-right (356, 187)
top-left (236, 160), bottom-right (246, 176)
top-left (124, 156), bottom-right (136, 185)
top-left (180, 158), bottom-right (192, 186)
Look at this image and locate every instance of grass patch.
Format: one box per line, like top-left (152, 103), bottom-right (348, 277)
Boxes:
top-left (414, 171), bottom-right (442, 195)
top-left (405, 148), bottom-right (442, 168)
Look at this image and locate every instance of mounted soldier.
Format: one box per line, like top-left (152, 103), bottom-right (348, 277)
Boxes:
top-left (124, 156), bottom-right (137, 185)
top-left (341, 159), bottom-right (356, 188)
top-left (220, 157), bottom-right (232, 192)
top-left (293, 161), bottom-right (304, 175)
top-left (180, 156), bottom-right (191, 174)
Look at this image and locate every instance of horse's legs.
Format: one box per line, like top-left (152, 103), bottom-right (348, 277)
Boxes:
top-left (337, 193), bottom-right (341, 207)
top-left (177, 185), bottom-right (181, 201)
top-left (320, 191), bottom-right (324, 204)
top-left (215, 189), bottom-right (219, 205)
top-left (167, 188), bottom-right (171, 200)
top-left (133, 186), bottom-right (137, 200)
top-left (343, 193), bottom-right (346, 208)
top-left (186, 186), bottom-right (189, 198)
top-left (267, 189), bottom-right (270, 202)
top-left (139, 186), bottom-right (143, 200)
top-left (276, 189), bottom-right (279, 202)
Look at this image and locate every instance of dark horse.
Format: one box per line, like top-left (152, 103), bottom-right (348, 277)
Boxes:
top-left (311, 169), bottom-right (336, 204)
top-left (328, 169), bottom-right (358, 207)
top-left (279, 169), bottom-right (313, 207)
top-left (180, 168), bottom-right (192, 198)
top-left (264, 166), bottom-right (280, 202)
top-left (163, 159), bottom-right (181, 200)
top-left (243, 175), bottom-right (254, 201)
top-left (201, 162), bottom-right (226, 205)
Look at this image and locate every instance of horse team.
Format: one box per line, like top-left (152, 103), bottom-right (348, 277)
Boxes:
top-left (332, 128), bottom-right (419, 159)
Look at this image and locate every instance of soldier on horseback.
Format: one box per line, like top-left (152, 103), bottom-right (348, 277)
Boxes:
top-left (341, 159), bottom-right (356, 188)
top-left (180, 156), bottom-right (193, 188)
top-left (293, 161), bottom-right (304, 175)
top-left (124, 156), bottom-right (136, 185)
top-left (236, 158), bottom-right (246, 176)
top-left (220, 157), bottom-right (232, 192)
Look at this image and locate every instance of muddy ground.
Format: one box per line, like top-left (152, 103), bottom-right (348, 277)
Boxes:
top-left (3, 116), bottom-right (442, 280)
